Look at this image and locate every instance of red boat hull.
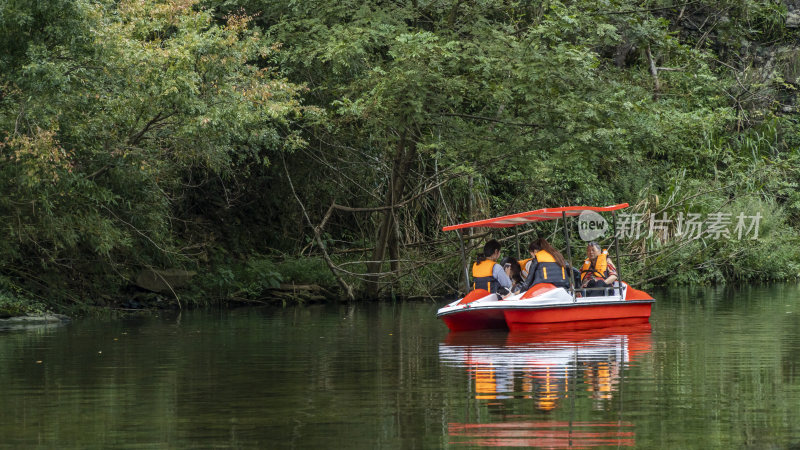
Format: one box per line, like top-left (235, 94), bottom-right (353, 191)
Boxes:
top-left (441, 308), bottom-right (508, 332)
top-left (504, 301), bottom-right (652, 332)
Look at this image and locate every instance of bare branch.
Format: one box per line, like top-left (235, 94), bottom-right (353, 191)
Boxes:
top-left (647, 45), bottom-right (661, 99)
top-left (127, 110), bottom-right (178, 146)
top-left (325, 173), bottom-right (464, 215)
top-left (280, 153), bottom-right (355, 300)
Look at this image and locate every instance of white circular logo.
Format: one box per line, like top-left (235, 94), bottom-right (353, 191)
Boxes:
top-left (578, 210), bottom-right (608, 241)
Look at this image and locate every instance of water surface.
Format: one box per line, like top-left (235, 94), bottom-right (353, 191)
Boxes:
top-left (2, 284), bottom-right (800, 448)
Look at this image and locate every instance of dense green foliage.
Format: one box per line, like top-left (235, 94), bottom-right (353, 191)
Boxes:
top-left (1, 0), bottom-right (799, 312)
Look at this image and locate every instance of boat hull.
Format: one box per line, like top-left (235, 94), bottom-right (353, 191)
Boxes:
top-left (440, 308), bottom-right (508, 332)
top-left (438, 283), bottom-right (654, 332)
top-left (503, 301), bottom-right (653, 332)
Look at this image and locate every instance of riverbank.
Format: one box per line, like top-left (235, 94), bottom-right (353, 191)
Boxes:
top-left (0, 313), bottom-right (71, 331)
top-left (3, 268), bottom-right (798, 320)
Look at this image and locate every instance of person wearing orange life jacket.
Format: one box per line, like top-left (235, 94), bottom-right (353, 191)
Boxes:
top-left (580, 241), bottom-right (618, 296)
top-left (518, 237), bottom-right (569, 291)
top-left (472, 239), bottom-right (512, 294)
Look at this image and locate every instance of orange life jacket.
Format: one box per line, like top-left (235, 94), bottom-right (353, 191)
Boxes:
top-left (519, 258), bottom-right (532, 279)
top-left (580, 250), bottom-right (608, 281)
top-left (531, 250), bottom-right (567, 286)
top-left (472, 260), bottom-right (498, 292)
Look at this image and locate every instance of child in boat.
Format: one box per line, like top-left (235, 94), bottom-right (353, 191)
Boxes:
top-left (500, 256), bottom-right (524, 293)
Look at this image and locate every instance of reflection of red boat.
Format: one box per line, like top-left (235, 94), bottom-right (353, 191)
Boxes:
top-left (441, 324), bottom-right (652, 370)
top-left (438, 204), bottom-right (655, 332)
top-left (440, 324), bottom-right (653, 403)
top-left (440, 324), bottom-right (653, 448)
top-left (448, 421), bottom-right (635, 448)
top-left (502, 322), bottom-right (654, 363)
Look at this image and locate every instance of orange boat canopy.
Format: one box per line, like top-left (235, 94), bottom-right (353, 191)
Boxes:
top-left (441, 203), bottom-right (629, 231)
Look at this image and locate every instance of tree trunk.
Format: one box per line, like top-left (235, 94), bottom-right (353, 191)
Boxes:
top-left (646, 45), bottom-right (661, 100)
top-left (366, 133), bottom-right (416, 297)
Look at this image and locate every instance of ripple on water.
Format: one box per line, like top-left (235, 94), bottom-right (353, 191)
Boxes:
top-left (1, 288), bottom-right (800, 448)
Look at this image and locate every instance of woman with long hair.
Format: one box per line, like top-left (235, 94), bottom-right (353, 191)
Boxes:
top-left (518, 237), bottom-right (569, 290)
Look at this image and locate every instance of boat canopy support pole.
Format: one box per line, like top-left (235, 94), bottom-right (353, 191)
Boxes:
top-left (457, 229), bottom-right (470, 292)
top-left (562, 212), bottom-right (576, 302)
top-left (612, 211), bottom-right (622, 299)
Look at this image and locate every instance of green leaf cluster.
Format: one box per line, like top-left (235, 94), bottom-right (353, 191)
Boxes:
top-left (0, 0), bottom-right (303, 308)
top-left (3, 0), bottom-right (800, 308)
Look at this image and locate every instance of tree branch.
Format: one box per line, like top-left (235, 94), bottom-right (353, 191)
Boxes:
top-left (280, 153), bottom-right (355, 300)
top-left (127, 110), bottom-right (178, 146)
top-left (315, 172), bottom-right (467, 236)
top-left (647, 45), bottom-right (661, 99)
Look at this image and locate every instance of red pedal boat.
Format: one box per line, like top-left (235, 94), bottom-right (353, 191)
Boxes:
top-left (438, 204), bottom-right (655, 332)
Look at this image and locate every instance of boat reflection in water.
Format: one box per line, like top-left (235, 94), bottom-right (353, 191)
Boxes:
top-left (439, 322), bottom-right (652, 448)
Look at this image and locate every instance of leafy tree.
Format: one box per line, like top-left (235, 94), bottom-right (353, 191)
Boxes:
top-left (0, 0), bottom-right (302, 308)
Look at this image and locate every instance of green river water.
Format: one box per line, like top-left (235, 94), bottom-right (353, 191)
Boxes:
top-left (2, 284), bottom-right (800, 448)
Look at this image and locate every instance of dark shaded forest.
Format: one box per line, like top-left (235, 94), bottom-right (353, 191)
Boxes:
top-left (2, 0), bottom-right (800, 313)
